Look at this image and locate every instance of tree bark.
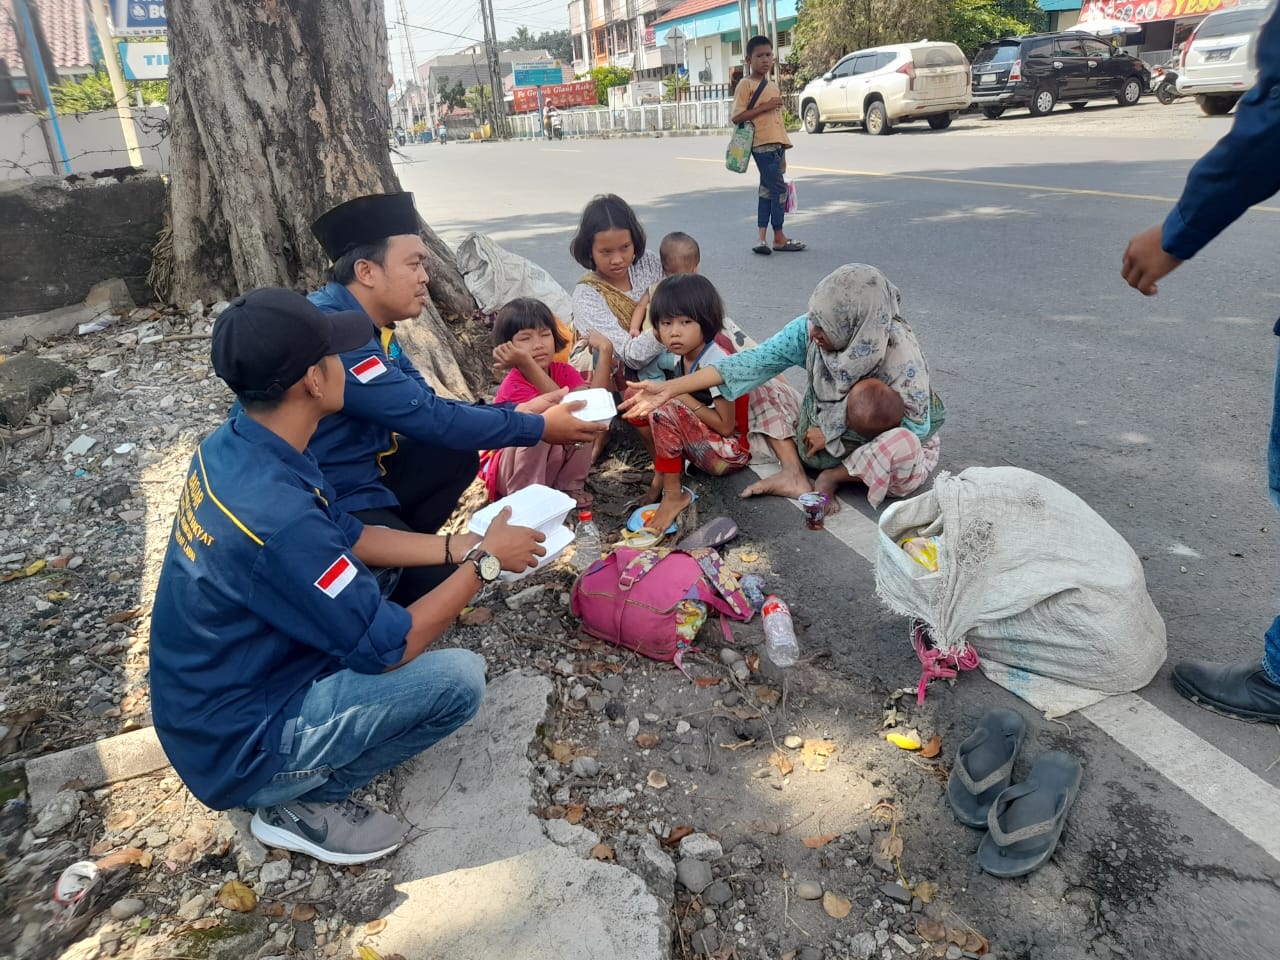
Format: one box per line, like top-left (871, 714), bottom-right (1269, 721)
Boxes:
top-left (167, 0), bottom-right (483, 398)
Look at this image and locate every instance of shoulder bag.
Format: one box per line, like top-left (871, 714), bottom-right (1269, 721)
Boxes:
top-left (725, 76), bottom-right (770, 174)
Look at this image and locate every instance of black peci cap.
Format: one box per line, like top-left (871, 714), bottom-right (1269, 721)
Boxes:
top-left (211, 288), bottom-right (373, 399)
top-left (311, 192), bottom-right (421, 261)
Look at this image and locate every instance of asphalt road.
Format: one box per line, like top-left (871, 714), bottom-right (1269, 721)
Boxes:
top-left (399, 98), bottom-right (1280, 955)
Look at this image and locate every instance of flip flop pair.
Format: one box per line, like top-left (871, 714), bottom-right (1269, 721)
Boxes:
top-left (946, 708), bottom-right (1083, 878)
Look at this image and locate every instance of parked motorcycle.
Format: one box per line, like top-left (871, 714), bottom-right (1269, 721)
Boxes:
top-left (1149, 56), bottom-right (1184, 105)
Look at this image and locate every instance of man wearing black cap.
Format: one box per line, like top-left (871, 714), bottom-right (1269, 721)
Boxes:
top-left (150, 288), bottom-right (546, 864)
top-left (307, 192), bottom-right (605, 606)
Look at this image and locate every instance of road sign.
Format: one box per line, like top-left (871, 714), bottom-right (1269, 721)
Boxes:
top-left (119, 41), bottom-right (169, 80)
top-left (111, 1), bottom-right (166, 37)
top-left (512, 61), bottom-right (564, 88)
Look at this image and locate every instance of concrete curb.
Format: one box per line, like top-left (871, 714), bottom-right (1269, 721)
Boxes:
top-left (24, 725), bottom-right (171, 810)
top-left (382, 669), bottom-right (669, 960)
top-left (437, 127), bottom-right (736, 145)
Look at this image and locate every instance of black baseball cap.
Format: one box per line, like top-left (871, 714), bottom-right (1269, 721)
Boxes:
top-left (211, 288), bottom-right (373, 399)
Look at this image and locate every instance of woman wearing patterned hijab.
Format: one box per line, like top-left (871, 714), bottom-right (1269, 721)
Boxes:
top-left (620, 264), bottom-right (945, 512)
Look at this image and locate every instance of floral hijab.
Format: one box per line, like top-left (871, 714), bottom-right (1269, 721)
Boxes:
top-left (806, 264), bottom-right (929, 447)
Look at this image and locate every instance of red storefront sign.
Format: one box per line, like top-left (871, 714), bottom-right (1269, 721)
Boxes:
top-left (511, 79), bottom-right (598, 113)
top-left (1079, 0), bottom-right (1241, 25)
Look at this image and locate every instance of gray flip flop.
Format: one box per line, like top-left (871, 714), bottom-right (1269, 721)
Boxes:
top-left (977, 750), bottom-right (1083, 878)
top-left (946, 708), bottom-right (1026, 828)
top-left (676, 517), bottom-right (738, 551)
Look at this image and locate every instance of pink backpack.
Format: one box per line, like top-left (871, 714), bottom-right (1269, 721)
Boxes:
top-left (570, 546), bottom-right (754, 670)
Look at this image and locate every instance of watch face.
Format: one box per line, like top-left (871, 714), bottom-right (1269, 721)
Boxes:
top-left (479, 553), bottom-right (502, 581)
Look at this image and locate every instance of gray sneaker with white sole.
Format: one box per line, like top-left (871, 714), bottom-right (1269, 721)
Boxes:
top-left (250, 799), bottom-right (408, 865)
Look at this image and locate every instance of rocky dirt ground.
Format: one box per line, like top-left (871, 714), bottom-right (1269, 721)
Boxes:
top-left (0, 304), bottom-right (1166, 960)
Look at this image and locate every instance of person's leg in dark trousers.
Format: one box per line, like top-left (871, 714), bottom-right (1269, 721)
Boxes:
top-left (351, 437), bottom-right (480, 606)
top-left (380, 436), bottom-right (479, 535)
top-left (1170, 348), bottom-right (1280, 721)
top-left (752, 146), bottom-right (788, 249)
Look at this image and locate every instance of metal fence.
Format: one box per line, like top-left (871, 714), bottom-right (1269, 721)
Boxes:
top-left (507, 95), bottom-right (801, 139)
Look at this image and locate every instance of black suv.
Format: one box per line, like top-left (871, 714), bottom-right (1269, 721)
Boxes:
top-left (971, 32), bottom-right (1150, 118)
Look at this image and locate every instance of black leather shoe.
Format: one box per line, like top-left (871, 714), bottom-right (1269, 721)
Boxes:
top-left (1171, 659), bottom-right (1280, 723)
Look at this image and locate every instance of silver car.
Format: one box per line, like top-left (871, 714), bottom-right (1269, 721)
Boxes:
top-left (1176, 3), bottom-right (1272, 115)
top-left (799, 41), bottom-right (972, 136)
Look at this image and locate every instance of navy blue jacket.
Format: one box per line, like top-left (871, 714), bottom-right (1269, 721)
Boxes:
top-left (1163, 5), bottom-right (1280, 259)
top-left (149, 413), bottom-right (411, 809)
top-left (307, 282), bottom-right (544, 513)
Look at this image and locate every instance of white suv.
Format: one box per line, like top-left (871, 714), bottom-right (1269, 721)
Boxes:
top-left (1176, 3), bottom-right (1272, 115)
top-left (799, 41), bottom-right (972, 136)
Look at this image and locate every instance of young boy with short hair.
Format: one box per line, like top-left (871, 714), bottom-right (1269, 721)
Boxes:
top-left (731, 36), bottom-right (804, 255)
top-left (629, 231), bottom-right (702, 338)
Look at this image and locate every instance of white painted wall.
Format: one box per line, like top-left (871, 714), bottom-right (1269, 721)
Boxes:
top-left (0, 107), bottom-right (170, 180)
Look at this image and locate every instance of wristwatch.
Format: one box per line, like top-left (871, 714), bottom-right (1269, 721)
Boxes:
top-left (462, 543), bottom-right (502, 583)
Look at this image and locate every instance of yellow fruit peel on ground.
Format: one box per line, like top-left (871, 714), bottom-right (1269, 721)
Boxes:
top-left (886, 729), bottom-right (923, 751)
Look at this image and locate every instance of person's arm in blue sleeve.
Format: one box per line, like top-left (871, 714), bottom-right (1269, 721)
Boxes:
top-left (1124, 9), bottom-right (1280, 294)
top-left (713, 316), bottom-right (810, 400)
top-left (1164, 13), bottom-right (1280, 259)
top-left (394, 344), bottom-right (432, 392)
top-left (340, 343), bottom-right (544, 450)
top-left (249, 511), bottom-right (410, 673)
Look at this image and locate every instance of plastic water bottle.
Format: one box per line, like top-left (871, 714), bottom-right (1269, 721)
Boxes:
top-left (570, 510), bottom-right (602, 573)
top-left (740, 574), bottom-right (767, 613)
top-left (762, 595), bottom-right (799, 668)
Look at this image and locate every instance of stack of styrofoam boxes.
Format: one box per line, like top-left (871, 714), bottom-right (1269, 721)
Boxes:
top-left (467, 484), bottom-right (577, 582)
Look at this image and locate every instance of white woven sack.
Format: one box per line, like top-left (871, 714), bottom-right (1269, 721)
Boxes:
top-left (456, 233), bottom-right (574, 322)
top-left (875, 466), bottom-right (1166, 718)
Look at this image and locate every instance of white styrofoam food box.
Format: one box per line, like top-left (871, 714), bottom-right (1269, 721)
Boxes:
top-left (468, 484), bottom-right (576, 538)
top-left (468, 485), bottom-right (577, 583)
top-left (497, 523), bottom-right (575, 583)
top-left (563, 387), bottom-right (616, 423)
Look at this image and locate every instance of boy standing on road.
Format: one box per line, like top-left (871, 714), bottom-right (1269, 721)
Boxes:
top-left (732, 36), bottom-right (804, 256)
top-left (1122, 3), bottom-right (1280, 724)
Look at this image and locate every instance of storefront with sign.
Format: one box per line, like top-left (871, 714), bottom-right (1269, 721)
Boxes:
top-left (1076, 0), bottom-right (1246, 60)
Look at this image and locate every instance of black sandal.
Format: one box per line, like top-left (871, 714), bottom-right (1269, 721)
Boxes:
top-left (752, 244), bottom-right (772, 255)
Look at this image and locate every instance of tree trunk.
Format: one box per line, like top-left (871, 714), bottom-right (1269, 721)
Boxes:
top-left (166, 0), bottom-right (484, 399)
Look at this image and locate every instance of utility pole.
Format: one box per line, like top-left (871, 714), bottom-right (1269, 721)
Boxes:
top-left (84, 0), bottom-right (142, 167)
top-left (479, 0), bottom-right (506, 136)
top-left (397, 0), bottom-right (434, 132)
top-left (12, 0), bottom-right (70, 172)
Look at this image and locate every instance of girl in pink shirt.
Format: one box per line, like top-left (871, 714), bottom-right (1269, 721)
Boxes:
top-left (483, 298), bottom-right (614, 505)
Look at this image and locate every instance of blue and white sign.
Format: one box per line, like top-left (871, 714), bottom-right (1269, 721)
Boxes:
top-left (112, 1), bottom-right (167, 37)
top-left (512, 60), bottom-right (564, 88)
top-left (119, 41), bottom-right (169, 80)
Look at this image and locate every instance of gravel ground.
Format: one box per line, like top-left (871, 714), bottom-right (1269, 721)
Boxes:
top-left (0, 300), bottom-right (1191, 960)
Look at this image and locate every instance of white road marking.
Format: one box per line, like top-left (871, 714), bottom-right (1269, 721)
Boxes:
top-left (728, 321), bottom-right (1280, 863)
top-left (1080, 694), bottom-right (1280, 863)
top-left (676, 155), bottom-right (1280, 213)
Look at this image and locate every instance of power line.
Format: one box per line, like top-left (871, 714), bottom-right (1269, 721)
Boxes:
top-left (389, 19), bottom-right (483, 44)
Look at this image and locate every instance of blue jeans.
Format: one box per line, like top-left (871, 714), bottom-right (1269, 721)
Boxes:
top-left (244, 648), bottom-right (486, 807)
top-left (753, 145), bottom-right (787, 232)
top-left (1266, 353), bottom-right (1280, 683)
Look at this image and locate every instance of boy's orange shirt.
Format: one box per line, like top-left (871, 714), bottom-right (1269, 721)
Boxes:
top-left (732, 75), bottom-right (791, 149)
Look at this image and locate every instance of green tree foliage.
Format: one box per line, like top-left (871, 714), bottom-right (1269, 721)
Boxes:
top-left (500, 27), bottom-right (574, 63)
top-left (792, 0), bottom-right (1043, 81)
top-left (662, 73), bottom-right (690, 102)
top-left (465, 84), bottom-right (494, 121)
top-left (589, 65), bottom-right (633, 104)
top-left (436, 76), bottom-right (467, 114)
top-left (945, 0), bottom-right (1046, 56)
top-left (50, 69), bottom-right (168, 113)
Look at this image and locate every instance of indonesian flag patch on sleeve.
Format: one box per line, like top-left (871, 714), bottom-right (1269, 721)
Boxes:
top-left (349, 355), bottom-right (388, 383)
top-left (315, 554), bottom-right (357, 598)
